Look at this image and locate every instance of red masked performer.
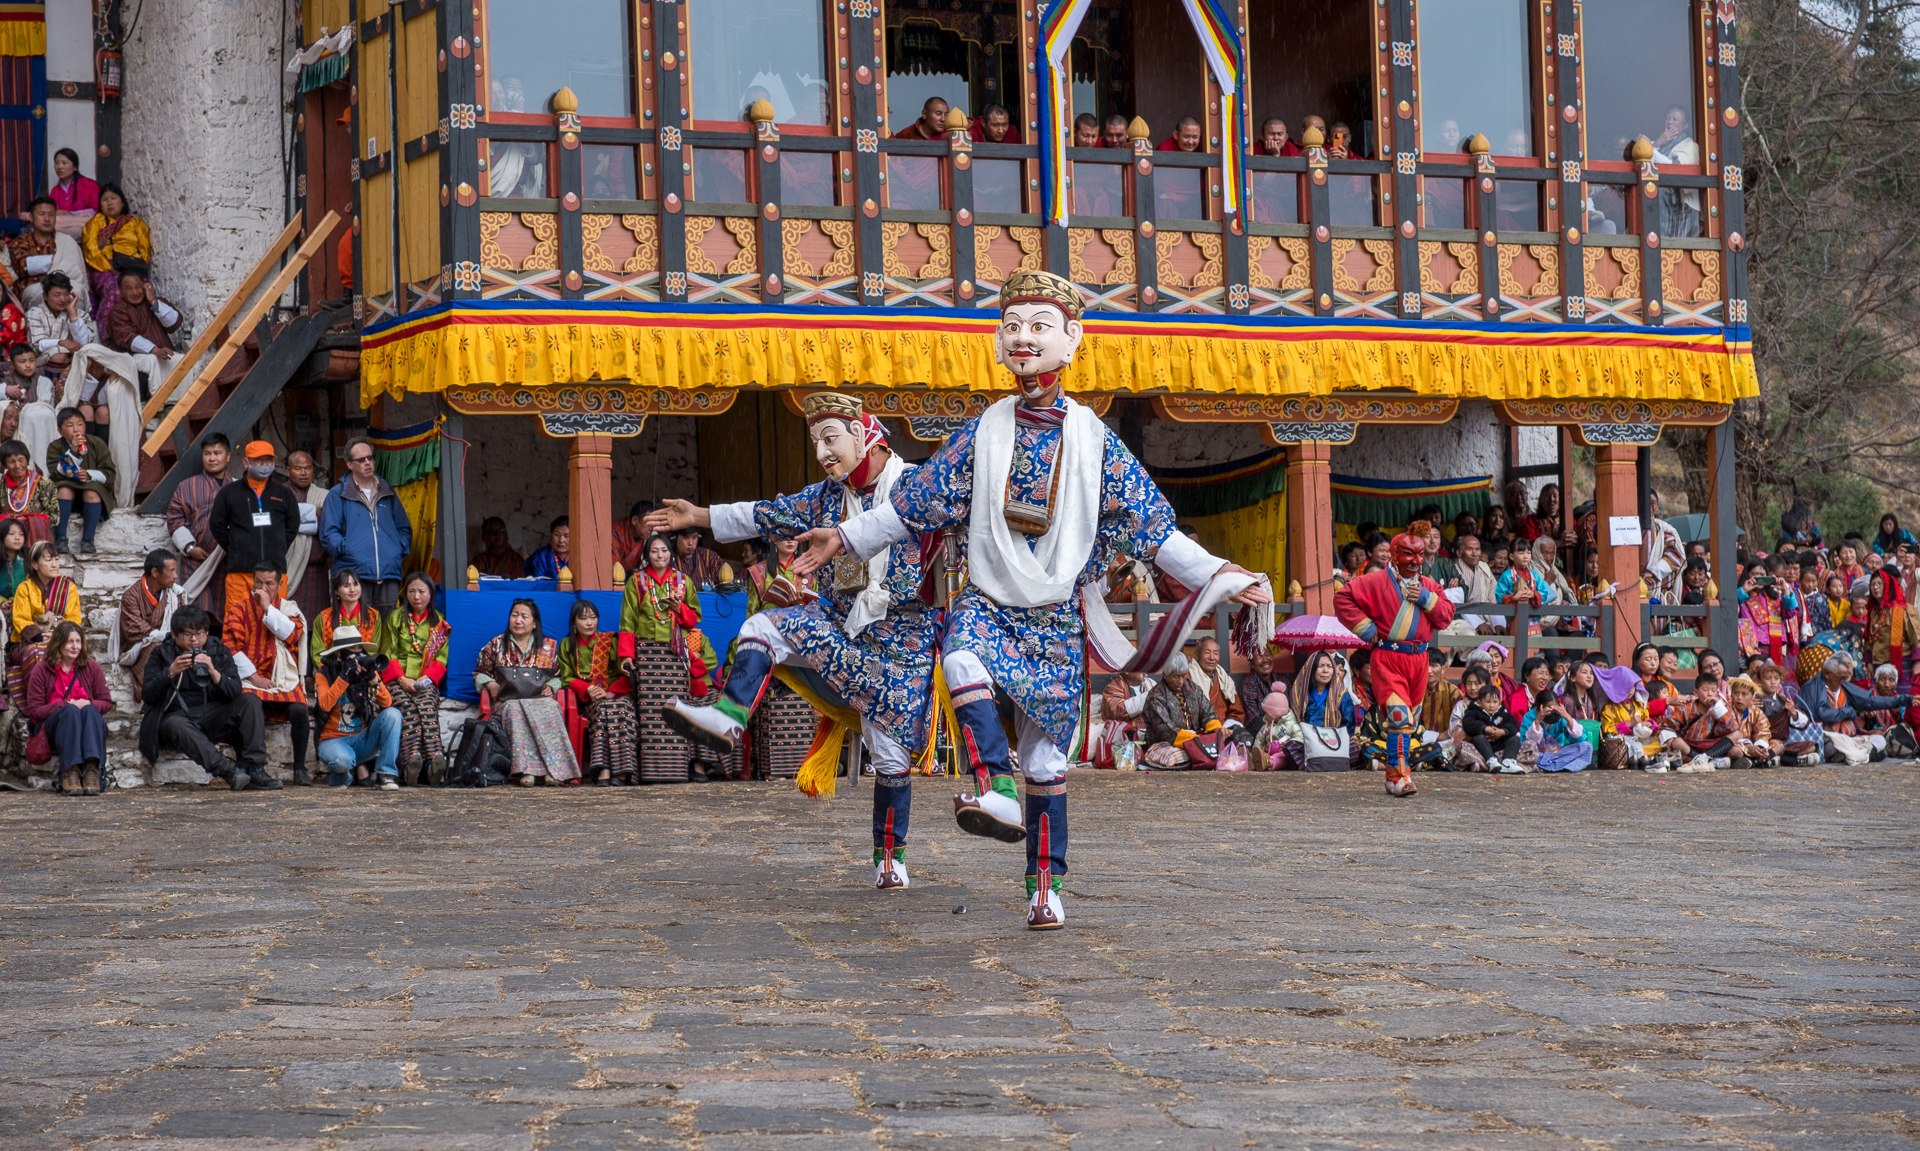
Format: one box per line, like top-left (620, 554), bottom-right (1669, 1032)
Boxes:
top-left (1334, 520), bottom-right (1455, 796)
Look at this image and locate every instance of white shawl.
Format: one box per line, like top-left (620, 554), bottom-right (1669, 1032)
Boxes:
top-left (964, 395), bottom-right (1105, 609)
top-left (842, 453), bottom-right (906, 639)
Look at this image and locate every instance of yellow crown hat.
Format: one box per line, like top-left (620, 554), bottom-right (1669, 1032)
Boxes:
top-left (800, 391), bottom-right (866, 424)
top-left (999, 269), bottom-right (1085, 321)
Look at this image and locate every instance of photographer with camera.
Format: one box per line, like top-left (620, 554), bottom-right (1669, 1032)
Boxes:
top-left (137, 606), bottom-right (277, 791)
top-left (314, 624), bottom-right (402, 789)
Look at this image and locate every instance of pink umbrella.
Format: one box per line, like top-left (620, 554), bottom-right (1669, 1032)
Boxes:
top-left (1270, 613), bottom-right (1365, 653)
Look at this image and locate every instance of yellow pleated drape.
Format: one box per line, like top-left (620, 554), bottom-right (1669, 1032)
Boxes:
top-left (392, 472), bottom-right (437, 579)
top-left (1183, 489), bottom-right (1287, 599)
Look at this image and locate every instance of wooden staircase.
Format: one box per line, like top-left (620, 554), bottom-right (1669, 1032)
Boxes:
top-left (136, 212), bottom-right (343, 513)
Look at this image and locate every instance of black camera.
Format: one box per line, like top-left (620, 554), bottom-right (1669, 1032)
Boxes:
top-left (346, 651), bottom-right (389, 683)
top-left (187, 646), bottom-right (211, 684)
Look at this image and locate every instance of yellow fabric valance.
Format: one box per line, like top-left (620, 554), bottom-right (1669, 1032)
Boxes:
top-left (360, 301), bottom-right (1759, 408)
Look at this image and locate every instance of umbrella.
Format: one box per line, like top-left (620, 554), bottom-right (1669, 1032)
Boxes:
top-left (1271, 614), bottom-right (1364, 652)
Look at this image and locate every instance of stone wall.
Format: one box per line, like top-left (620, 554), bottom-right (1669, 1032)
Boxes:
top-left (118, 0), bottom-right (291, 327)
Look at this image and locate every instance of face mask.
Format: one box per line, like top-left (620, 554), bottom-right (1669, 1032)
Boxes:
top-left (246, 462), bottom-right (275, 480)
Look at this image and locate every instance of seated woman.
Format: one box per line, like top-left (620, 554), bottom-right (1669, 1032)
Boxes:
top-left (0, 439), bottom-right (56, 545)
top-left (1595, 663), bottom-right (1664, 770)
top-left (1521, 688), bottom-right (1592, 772)
top-left (310, 569), bottom-right (383, 668)
top-left (80, 184), bottom-right (150, 322)
top-left (26, 619), bottom-right (110, 793)
top-left (475, 598), bottom-right (578, 786)
top-left (621, 532), bottom-right (711, 782)
top-left (0, 516), bottom-right (28, 602)
top-left (1289, 650), bottom-right (1363, 772)
top-left (377, 572), bottom-right (450, 783)
top-left (1448, 666), bottom-right (1489, 770)
top-left (45, 407), bottom-right (114, 554)
top-left (557, 599), bottom-right (637, 785)
top-left (1141, 652), bottom-right (1221, 769)
top-left (12, 540), bottom-right (80, 635)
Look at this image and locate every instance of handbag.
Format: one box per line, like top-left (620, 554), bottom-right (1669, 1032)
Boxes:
top-left (492, 665), bottom-right (550, 703)
top-left (25, 670), bottom-right (81, 765)
top-left (1301, 724), bottom-right (1351, 772)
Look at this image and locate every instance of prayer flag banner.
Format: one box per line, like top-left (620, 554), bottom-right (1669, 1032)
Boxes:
top-left (360, 300), bottom-right (1759, 411)
top-left (368, 416), bottom-right (442, 488)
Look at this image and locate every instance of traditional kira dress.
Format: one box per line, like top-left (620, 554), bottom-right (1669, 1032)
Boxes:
top-left (474, 631), bottom-right (578, 782)
top-left (557, 630), bottom-right (637, 782)
top-left (621, 564), bottom-right (709, 782)
top-left (379, 607), bottom-right (451, 768)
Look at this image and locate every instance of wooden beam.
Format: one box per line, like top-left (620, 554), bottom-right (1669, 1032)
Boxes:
top-left (143, 212), bottom-right (342, 455)
top-left (141, 214), bottom-right (309, 425)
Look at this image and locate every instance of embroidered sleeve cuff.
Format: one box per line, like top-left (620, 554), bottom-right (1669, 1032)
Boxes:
top-left (380, 660), bottom-right (403, 683)
top-left (1153, 529), bottom-right (1226, 591)
top-left (1352, 619), bottom-right (1379, 642)
top-left (424, 660), bottom-right (446, 684)
top-left (130, 335), bottom-right (155, 354)
top-left (232, 652), bottom-right (257, 679)
top-left (1417, 587), bottom-right (1439, 611)
top-left (709, 501), bottom-right (760, 543)
top-left (840, 500), bottom-right (908, 562)
top-left (261, 606), bottom-right (295, 641)
top-left (617, 632), bottom-right (635, 660)
top-left (155, 300), bottom-right (180, 325)
top-left (171, 526), bottom-right (195, 550)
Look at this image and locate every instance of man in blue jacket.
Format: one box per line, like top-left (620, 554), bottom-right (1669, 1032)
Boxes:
top-left (318, 436), bottom-right (412, 613)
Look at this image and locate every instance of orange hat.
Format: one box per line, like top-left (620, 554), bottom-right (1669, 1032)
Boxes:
top-left (244, 440), bottom-right (276, 459)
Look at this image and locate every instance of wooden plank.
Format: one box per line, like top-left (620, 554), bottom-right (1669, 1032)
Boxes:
top-left (143, 212), bottom-right (342, 456)
top-left (140, 214), bottom-right (308, 424)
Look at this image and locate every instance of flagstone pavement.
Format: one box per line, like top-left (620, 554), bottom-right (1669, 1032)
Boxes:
top-left (1, 765), bottom-right (1916, 1150)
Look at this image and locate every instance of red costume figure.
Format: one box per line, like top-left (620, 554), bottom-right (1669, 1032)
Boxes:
top-left (1334, 522), bottom-right (1456, 796)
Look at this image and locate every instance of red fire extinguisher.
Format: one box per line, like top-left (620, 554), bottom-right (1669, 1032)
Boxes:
top-left (95, 43), bottom-right (121, 100)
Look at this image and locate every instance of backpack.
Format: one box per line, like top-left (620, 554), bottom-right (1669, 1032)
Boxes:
top-left (442, 716), bottom-right (511, 787)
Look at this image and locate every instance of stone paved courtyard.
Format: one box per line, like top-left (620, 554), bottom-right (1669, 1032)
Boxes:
top-left (1, 766), bottom-right (1916, 1150)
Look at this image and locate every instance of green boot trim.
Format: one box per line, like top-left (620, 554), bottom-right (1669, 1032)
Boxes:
top-left (1023, 875), bottom-right (1064, 898)
top-left (989, 774), bottom-right (1019, 802)
top-left (872, 847), bottom-right (905, 865)
top-left (714, 698), bottom-right (752, 727)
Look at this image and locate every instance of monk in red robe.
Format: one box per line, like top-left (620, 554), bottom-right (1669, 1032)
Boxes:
top-left (1334, 520), bottom-right (1455, 797)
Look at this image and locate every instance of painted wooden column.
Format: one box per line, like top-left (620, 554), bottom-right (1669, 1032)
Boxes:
top-left (1635, 140), bottom-right (1664, 325)
top-left (1469, 135), bottom-right (1498, 317)
top-left (652, 0), bottom-right (687, 301)
top-left (752, 100), bottom-right (785, 303)
top-left (1222, 0), bottom-right (1250, 315)
top-left (948, 109), bottom-right (977, 303)
top-left (554, 87), bottom-right (584, 300)
top-left (1705, 420), bottom-right (1738, 653)
top-left (1131, 119), bottom-right (1160, 313)
top-left (1552, 0), bottom-right (1587, 321)
top-left (568, 433), bottom-right (614, 592)
top-left (439, 0), bottom-right (481, 301)
top-left (1594, 443), bottom-right (1643, 662)
top-left (849, 0), bottom-right (884, 306)
top-left (1304, 128), bottom-right (1333, 317)
top-left (1284, 441), bottom-right (1336, 615)
top-left (1712, 0), bottom-right (1746, 326)
top-left (1386, 0), bottom-right (1420, 319)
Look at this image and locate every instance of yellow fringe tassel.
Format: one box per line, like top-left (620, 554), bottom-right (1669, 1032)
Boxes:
top-left (775, 666), bottom-right (862, 800)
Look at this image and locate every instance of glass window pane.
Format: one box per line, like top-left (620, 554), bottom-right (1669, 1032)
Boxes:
top-left (1585, 0), bottom-right (1696, 169)
top-left (1423, 177), bottom-right (1466, 229)
top-left (487, 0), bottom-right (631, 118)
top-left (1073, 162), bottom-right (1124, 217)
top-left (486, 141), bottom-right (547, 198)
top-left (973, 159), bottom-right (1022, 214)
top-left (582, 145), bottom-right (636, 200)
top-left (690, 148), bottom-right (748, 203)
top-left (691, 0), bottom-right (829, 125)
top-left (887, 76), bottom-right (965, 136)
top-left (1155, 167), bottom-right (1205, 221)
top-left (1248, 172), bottom-right (1297, 225)
top-left (1419, 0), bottom-right (1532, 156)
top-left (1585, 182), bottom-right (1628, 235)
top-left (783, 151), bottom-right (836, 208)
top-left (1329, 174), bottom-right (1376, 226)
top-left (1494, 180), bottom-right (1539, 231)
top-left (889, 155), bottom-right (943, 210)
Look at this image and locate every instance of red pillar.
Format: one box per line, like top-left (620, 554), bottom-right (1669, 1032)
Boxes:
top-left (1594, 443), bottom-right (1643, 664)
top-left (567, 433), bottom-right (614, 591)
top-left (1285, 442), bottom-right (1336, 616)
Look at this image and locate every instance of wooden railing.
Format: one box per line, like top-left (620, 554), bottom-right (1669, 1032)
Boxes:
top-left (142, 211), bottom-right (342, 457)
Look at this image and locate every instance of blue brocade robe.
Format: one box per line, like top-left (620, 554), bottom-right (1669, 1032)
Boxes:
top-left (882, 405), bottom-right (1178, 751)
top-left (733, 473), bottom-right (940, 756)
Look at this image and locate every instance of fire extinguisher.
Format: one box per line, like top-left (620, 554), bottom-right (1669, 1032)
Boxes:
top-left (95, 43), bottom-right (121, 100)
